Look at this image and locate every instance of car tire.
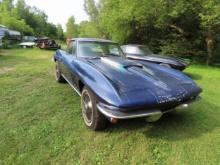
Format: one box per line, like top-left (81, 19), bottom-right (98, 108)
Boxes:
top-left (81, 87), bottom-right (108, 131)
top-left (160, 63), bottom-right (171, 68)
top-left (55, 62), bottom-right (66, 83)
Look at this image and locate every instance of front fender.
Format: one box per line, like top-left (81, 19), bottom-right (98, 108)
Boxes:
top-left (70, 59), bottom-right (123, 106)
top-left (54, 49), bottom-right (65, 62)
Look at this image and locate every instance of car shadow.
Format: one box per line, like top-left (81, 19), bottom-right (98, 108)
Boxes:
top-left (106, 100), bottom-right (220, 141)
top-left (184, 72), bottom-right (203, 80)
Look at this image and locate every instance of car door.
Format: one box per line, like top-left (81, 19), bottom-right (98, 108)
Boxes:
top-left (59, 42), bottom-right (71, 78)
top-left (61, 40), bottom-right (78, 87)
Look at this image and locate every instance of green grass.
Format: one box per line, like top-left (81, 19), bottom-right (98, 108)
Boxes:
top-left (0, 48), bottom-right (220, 165)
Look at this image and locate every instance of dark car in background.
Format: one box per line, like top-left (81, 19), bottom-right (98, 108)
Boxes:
top-left (121, 45), bottom-right (189, 71)
top-left (36, 38), bottom-right (60, 50)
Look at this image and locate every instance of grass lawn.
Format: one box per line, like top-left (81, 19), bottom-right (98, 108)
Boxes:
top-left (0, 48), bottom-right (220, 165)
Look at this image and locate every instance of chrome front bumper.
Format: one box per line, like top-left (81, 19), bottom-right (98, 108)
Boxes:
top-left (97, 103), bottom-right (162, 119)
top-left (97, 96), bottom-right (201, 120)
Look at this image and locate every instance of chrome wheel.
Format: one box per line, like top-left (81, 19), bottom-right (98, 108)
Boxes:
top-left (82, 90), bottom-right (93, 126)
top-left (81, 87), bottom-right (108, 130)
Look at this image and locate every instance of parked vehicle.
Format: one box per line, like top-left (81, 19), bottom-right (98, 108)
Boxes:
top-left (54, 38), bottom-right (202, 130)
top-left (19, 36), bottom-right (37, 48)
top-left (0, 25), bottom-right (22, 48)
top-left (36, 38), bottom-right (60, 50)
top-left (0, 25), bottom-right (22, 41)
top-left (121, 44), bottom-right (188, 71)
top-left (22, 36), bottom-right (37, 42)
top-left (19, 42), bottom-right (35, 48)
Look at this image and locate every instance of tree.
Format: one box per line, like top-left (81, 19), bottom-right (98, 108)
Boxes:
top-left (199, 0), bottom-right (220, 65)
top-left (0, 0), bottom-right (33, 35)
top-left (0, 0), bottom-right (64, 39)
top-left (56, 24), bottom-right (64, 40)
top-left (15, 0), bottom-right (49, 36)
top-left (78, 21), bottom-right (100, 37)
top-left (99, 0), bottom-right (157, 43)
top-left (0, 0), bottom-right (13, 11)
top-left (0, 13), bottom-right (33, 34)
top-left (82, 0), bottom-right (105, 38)
top-left (46, 23), bottom-right (58, 39)
top-left (84, 0), bottom-right (99, 21)
top-left (66, 16), bottom-right (78, 38)
top-left (98, 0), bottom-right (206, 58)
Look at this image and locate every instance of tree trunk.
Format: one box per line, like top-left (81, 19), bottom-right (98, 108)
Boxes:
top-left (206, 32), bottom-right (214, 65)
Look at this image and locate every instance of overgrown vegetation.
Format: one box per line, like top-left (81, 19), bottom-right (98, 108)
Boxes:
top-left (0, 49), bottom-right (220, 164)
top-left (1, 0), bottom-right (220, 64)
top-left (72, 0), bottom-right (220, 65)
top-left (0, 0), bottom-right (64, 40)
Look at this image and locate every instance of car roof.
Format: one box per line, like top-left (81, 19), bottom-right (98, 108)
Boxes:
top-left (71, 38), bottom-right (116, 43)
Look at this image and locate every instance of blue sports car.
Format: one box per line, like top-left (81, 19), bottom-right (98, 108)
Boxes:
top-left (54, 38), bottom-right (202, 130)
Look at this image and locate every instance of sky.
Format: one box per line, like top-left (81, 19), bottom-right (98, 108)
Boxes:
top-left (24, 0), bottom-right (89, 29)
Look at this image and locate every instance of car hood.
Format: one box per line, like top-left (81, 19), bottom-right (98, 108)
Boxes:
top-left (127, 54), bottom-right (187, 66)
top-left (85, 56), bottom-right (201, 108)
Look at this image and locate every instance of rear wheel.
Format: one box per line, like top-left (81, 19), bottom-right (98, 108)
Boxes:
top-left (55, 62), bottom-right (66, 83)
top-left (81, 87), bottom-right (108, 130)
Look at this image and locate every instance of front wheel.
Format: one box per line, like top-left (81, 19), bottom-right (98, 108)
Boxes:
top-left (81, 87), bottom-right (108, 130)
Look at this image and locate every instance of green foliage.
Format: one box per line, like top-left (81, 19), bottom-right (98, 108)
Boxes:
top-left (1, 0), bottom-right (220, 63)
top-left (199, 0), bottom-right (220, 31)
top-left (0, 12), bottom-right (33, 35)
top-left (78, 0), bottom-right (104, 38)
top-left (56, 24), bottom-right (64, 40)
top-left (78, 0), bottom-right (220, 64)
top-left (0, 0), bottom-right (33, 35)
top-left (65, 16), bottom-right (79, 38)
top-left (84, 0), bottom-right (99, 22)
top-left (78, 21), bottom-right (100, 38)
top-left (0, 0), bottom-right (63, 39)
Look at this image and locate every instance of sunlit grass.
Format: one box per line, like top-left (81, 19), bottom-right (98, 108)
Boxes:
top-left (0, 48), bottom-right (219, 164)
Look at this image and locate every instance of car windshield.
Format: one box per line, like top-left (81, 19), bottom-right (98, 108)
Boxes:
top-left (78, 41), bottom-right (124, 58)
top-left (124, 45), bottom-right (153, 56)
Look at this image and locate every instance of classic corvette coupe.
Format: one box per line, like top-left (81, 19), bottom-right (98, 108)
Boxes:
top-left (121, 44), bottom-right (188, 71)
top-left (54, 38), bottom-right (202, 130)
